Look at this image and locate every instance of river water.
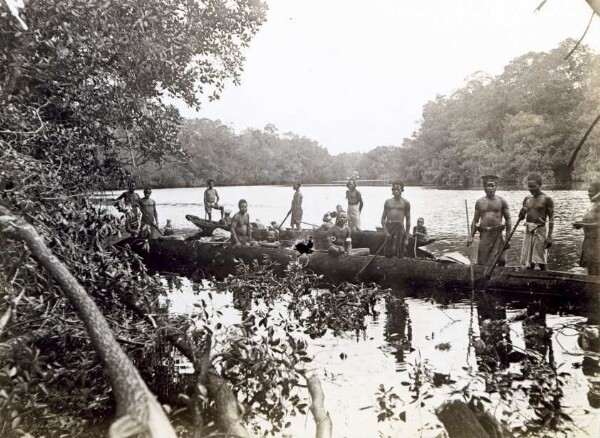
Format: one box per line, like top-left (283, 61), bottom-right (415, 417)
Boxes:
top-left (111, 186), bottom-right (598, 437)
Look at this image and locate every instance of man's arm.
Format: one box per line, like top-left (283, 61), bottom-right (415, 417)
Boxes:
top-left (215, 190), bottom-right (220, 204)
top-left (502, 198), bottom-right (511, 235)
top-left (404, 201), bottom-right (411, 241)
top-left (358, 191), bottom-right (364, 212)
top-left (518, 196), bottom-right (529, 220)
top-left (546, 196), bottom-right (554, 248)
top-left (381, 202), bottom-right (389, 236)
top-left (471, 201), bottom-right (480, 240)
top-left (230, 214), bottom-right (240, 245)
top-left (153, 200), bottom-right (158, 225)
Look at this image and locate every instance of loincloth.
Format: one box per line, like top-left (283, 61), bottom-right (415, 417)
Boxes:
top-left (347, 204), bottom-right (361, 230)
top-left (520, 223), bottom-right (547, 266)
top-left (476, 224), bottom-right (505, 266)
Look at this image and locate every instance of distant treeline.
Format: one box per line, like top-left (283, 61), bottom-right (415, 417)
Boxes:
top-left (140, 39), bottom-right (600, 189)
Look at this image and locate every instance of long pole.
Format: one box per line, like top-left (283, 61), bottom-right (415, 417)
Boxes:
top-left (483, 218), bottom-right (523, 287)
top-left (356, 225), bottom-right (400, 280)
top-left (465, 200), bottom-right (475, 292)
top-left (278, 210), bottom-right (291, 230)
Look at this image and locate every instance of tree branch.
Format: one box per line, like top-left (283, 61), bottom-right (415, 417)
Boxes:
top-left (564, 11), bottom-right (595, 60)
top-left (0, 205), bottom-right (176, 438)
top-left (568, 111), bottom-right (600, 170)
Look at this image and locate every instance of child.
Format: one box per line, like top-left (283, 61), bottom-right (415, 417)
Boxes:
top-left (413, 217), bottom-right (429, 244)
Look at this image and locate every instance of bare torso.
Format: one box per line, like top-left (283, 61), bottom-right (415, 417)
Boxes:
top-left (383, 198), bottom-right (409, 223)
top-left (522, 192), bottom-right (554, 224)
top-left (474, 196), bottom-right (507, 228)
top-left (231, 212), bottom-right (250, 237)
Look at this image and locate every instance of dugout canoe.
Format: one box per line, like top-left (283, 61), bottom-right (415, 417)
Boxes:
top-left (184, 214), bottom-right (431, 255)
top-left (127, 238), bottom-right (600, 302)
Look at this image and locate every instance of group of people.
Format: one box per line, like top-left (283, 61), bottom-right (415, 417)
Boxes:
top-left (117, 174), bottom-right (600, 275)
top-left (469, 173), bottom-right (600, 276)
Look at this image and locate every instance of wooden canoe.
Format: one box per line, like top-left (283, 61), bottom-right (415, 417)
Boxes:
top-left (126, 238), bottom-right (600, 303)
top-left (184, 215), bottom-right (431, 255)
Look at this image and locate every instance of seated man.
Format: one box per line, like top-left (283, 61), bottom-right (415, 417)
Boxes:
top-left (326, 212), bottom-right (370, 256)
top-left (320, 212), bottom-right (334, 230)
top-left (218, 209), bottom-right (232, 228)
top-left (230, 199), bottom-right (257, 247)
top-left (258, 230), bottom-right (281, 248)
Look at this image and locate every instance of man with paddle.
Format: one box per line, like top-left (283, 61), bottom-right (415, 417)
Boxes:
top-left (470, 175), bottom-right (512, 266)
top-left (519, 172), bottom-right (554, 271)
top-left (381, 180), bottom-right (411, 258)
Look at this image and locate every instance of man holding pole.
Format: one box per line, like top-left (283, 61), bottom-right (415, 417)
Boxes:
top-left (470, 175), bottom-right (512, 266)
top-left (519, 172), bottom-right (554, 271)
top-left (381, 180), bottom-right (410, 258)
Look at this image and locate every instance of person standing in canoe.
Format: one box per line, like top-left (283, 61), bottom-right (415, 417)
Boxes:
top-left (138, 187), bottom-right (159, 239)
top-left (381, 180), bottom-right (411, 258)
top-left (470, 175), bottom-right (512, 266)
top-left (288, 182), bottom-right (303, 230)
top-left (519, 172), bottom-right (555, 271)
top-left (115, 180), bottom-right (141, 236)
top-left (346, 178), bottom-right (363, 231)
top-left (231, 199), bottom-right (256, 247)
top-left (573, 181), bottom-right (600, 276)
top-left (204, 179), bottom-right (224, 222)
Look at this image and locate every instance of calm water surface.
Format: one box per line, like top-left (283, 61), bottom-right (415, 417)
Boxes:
top-left (126, 186), bottom-right (596, 437)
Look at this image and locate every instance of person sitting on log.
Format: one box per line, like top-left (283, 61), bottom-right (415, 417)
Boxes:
top-left (326, 212), bottom-right (370, 256)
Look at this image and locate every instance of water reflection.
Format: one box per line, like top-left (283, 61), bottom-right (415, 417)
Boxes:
top-left (384, 296), bottom-right (412, 366)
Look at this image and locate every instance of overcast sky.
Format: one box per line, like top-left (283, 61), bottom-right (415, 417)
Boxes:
top-left (175, 0), bottom-right (600, 155)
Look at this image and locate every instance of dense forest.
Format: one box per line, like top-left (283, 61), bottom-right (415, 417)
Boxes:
top-left (141, 39), bottom-right (600, 189)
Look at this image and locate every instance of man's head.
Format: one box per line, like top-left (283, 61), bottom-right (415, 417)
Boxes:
top-left (266, 230), bottom-right (278, 242)
top-left (417, 217), bottom-right (424, 226)
top-left (224, 209), bottom-right (231, 216)
top-left (335, 211), bottom-right (347, 227)
top-left (238, 199), bottom-right (248, 214)
top-left (323, 213), bottom-right (332, 223)
top-left (293, 182), bottom-right (301, 190)
top-left (589, 181), bottom-right (600, 200)
top-left (526, 172), bottom-right (543, 195)
top-left (143, 187), bottom-right (152, 198)
top-left (481, 175), bottom-right (498, 198)
top-left (207, 179), bottom-right (215, 188)
top-left (128, 181), bottom-right (136, 191)
top-left (347, 179), bottom-right (356, 190)
top-left (392, 180), bottom-right (404, 198)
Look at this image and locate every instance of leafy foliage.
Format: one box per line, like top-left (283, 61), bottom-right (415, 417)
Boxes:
top-left (0, 0), bottom-right (265, 435)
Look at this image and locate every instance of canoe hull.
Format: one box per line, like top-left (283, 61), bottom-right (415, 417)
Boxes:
top-left (128, 239), bottom-right (600, 303)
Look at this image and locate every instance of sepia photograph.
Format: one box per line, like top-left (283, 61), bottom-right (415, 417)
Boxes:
top-left (1, 0), bottom-right (600, 437)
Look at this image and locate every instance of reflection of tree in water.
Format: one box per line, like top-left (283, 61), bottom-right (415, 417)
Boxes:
top-left (384, 295), bottom-right (412, 364)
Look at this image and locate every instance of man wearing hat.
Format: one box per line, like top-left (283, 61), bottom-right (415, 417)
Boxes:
top-left (470, 175), bottom-right (512, 266)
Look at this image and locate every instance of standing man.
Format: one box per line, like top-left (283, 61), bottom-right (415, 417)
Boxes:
top-left (346, 179), bottom-right (363, 231)
top-left (138, 187), bottom-right (159, 239)
top-left (115, 181), bottom-right (141, 236)
top-left (470, 175), bottom-right (511, 267)
top-left (381, 180), bottom-right (411, 258)
top-left (230, 199), bottom-right (256, 247)
top-left (519, 172), bottom-right (554, 271)
top-left (574, 181), bottom-right (600, 276)
top-left (289, 182), bottom-right (303, 230)
top-left (204, 179), bottom-right (224, 222)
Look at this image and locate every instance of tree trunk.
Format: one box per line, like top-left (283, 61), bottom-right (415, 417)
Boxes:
top-left (0, 206), bottom-right (176, 438)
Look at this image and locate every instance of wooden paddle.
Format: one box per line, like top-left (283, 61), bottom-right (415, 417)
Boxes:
top-left (355, 225), bottom-right (401, 280)
top-left (482, 218), bottom-right (523, 288)
top-left (278, 210), bottom-right (291, 230)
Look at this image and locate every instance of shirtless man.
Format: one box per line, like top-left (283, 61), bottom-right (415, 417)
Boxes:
top-left (326, 212), bottom-right (370, 256)
top-left (470, 175), bottom-right (511, 266)
top-left (204, 179), bottom-right (224, 221)
top-left (289, 182), bottom-right (303, 230)
top-left (381, 181), bottom-right (411, 258)
top-left (138, 187), bottom-right (159, 239)
top-left (346, 179), bottom-right (363, 231)
top-left (115, 181), bottom-right (141, 236)
top-left (230, 199), bottom-right (256, 247)
top-left (519, 173), bottom-right (554, 270)
top-left (574, 182), bottom-right (600, 276)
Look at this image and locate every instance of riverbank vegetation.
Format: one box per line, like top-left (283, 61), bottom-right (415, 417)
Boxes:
top-left (140, 39), bottom-right (599, 189)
